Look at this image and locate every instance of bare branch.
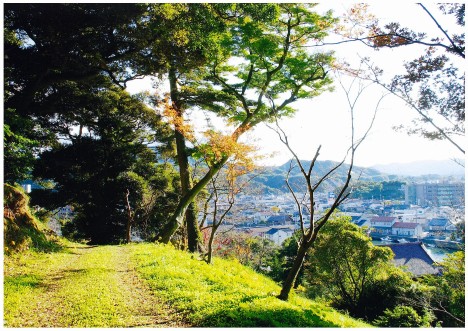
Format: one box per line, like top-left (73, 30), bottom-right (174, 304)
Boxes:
top-left (286, 161), bottom-right (305, 236)
top-left (418, 3), bottom-right (464, 58)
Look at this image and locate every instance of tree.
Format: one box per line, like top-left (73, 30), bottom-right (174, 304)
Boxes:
top-left (143, 4), bottom-right (235, 253)
top-left (270, 233), bottom-right (307, 288)
top-left (269, 72), bottom-right (383, 301)
top-left (31, 87), bottom-right (176, 244)
top-left (201, 161), bottom-right (257, 264)
top-left (418, 251), bottom-right (465, 327)
top-left (306, 216), bottom-right (394, 314)
top-left (3, 3), bottom-right (160, 184)
top-left (374, 306), bottom-right (434, 328)
top-left (210, 231), bottom-right (278, 272)
top-left (157, 4), bottom-right (337, 247)
top-left (341, 4), bottom-right (465, 154)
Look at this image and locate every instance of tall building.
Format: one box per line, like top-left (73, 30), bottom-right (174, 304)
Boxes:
top-left (404, 182), bottom-right (464, 207)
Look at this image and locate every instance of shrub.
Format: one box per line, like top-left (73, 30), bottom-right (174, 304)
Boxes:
top-left (4, 184), bottom-right (62, 254)
top-left (374, 305), bottom-right (434, 327)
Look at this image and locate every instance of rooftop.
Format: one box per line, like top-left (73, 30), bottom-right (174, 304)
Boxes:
top-left (392, 222), bottom-right (419, 229)
top-left (428, 218), bottom-right (450, 227)
top-left (371, 216), bottom-right (396, 223)
top-left (384, 242), bottom-right (439, 276)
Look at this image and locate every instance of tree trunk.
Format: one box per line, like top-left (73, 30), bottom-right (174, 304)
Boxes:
top-left (126, 221), bottom-right (131, 244)
top-left (168, 66), bottom-right (203, 253)
top-left (158, 107), bottom-right (251, 244)
top-left (278, 240), bottom-right (309, 301)
top-left (159, 158), bottom-right (227, 244)
top-left (125, 189), bottom-right (132, 244)
top-left (206, 226), bottom-right (216, 264)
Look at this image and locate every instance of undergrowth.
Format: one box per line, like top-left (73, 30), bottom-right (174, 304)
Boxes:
top-left (4, 184), bottom-right (62, 254)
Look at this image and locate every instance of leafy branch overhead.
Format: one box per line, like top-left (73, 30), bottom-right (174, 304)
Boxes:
top-left (337, 3), bottom-right (465, 153)
top-left (157, 4), bottom-right (338, 244)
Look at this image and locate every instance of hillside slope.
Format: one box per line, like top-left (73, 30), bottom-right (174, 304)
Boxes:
top-left (3, 184), bottom-right (61, 254)
top-left (4, 242), bottom-right (370, 327)
top-left (251, 159), bottom-right (390, 194)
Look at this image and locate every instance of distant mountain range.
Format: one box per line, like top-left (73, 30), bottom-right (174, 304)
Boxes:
top-left (249, 159), bottom-right (464, 194)
top-left (250, 160), bottom-right (393, 194)
top-left (370, 159), bottom-right (465, 177)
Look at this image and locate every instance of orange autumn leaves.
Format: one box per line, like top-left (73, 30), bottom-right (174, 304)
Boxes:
top-left (336, 3), bottom-right (411, 48)
top-left (162, 96), bottom-right (260, 180)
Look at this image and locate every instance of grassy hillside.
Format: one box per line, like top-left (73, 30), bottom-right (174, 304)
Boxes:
top-left (3, 184), bottom-right (370, 327)
top-left (4, 241), bottom-right (371, 327)
top-left (251, 159), bottom-right (390, 194)
top-left (129, 243), bottom-right (370, 327)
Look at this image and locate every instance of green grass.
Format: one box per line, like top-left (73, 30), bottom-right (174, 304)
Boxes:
top-left (4, 242), bottom-right (370, 327)
top-left (4, 243), bottom-right (182, 327)
top-left (129, 243), bottom-right (371, 327)
top-left (4, 242), bottom-right (84, 327)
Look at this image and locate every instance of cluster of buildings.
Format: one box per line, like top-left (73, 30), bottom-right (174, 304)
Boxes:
top-left (404, 182), bottom-right (464, 207)
top-left (214, 182), bottom-right (464, 247)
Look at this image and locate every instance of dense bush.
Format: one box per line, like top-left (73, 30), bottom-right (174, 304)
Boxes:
top-left (374, 305), bottom-right (434, 327)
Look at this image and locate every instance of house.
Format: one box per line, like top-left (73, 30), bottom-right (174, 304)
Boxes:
top-left (292, 210), bottom-right (310, 223)
top-left (391, 222), bottom-right (423, 237)
top-left (370, 216), bottom-right (397, 235)
top-left (384, 242), bottom-right (439, 276)
top-left (354, 214), bottom-right (377, 228)
top-left (244, 227), bottom-right (271, 239)
top-left (427, 218), bottom-right (452, 231)
top-left (267, 215), bottom-right (293, 225)
top-left (265, 228), bottom-right (291, 245)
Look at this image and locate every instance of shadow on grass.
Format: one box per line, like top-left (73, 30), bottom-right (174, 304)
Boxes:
top-left (72, 245), bottom-right (99, 249)
top-left (199, 301), bottom-right (338, 327)
top-left (4, 275), bottom-right (42, 289)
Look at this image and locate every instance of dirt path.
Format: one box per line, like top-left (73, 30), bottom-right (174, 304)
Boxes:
top-left (111, 245), bottom-right (188, 327)
top-left (4, 244), bottom-right (187, 327)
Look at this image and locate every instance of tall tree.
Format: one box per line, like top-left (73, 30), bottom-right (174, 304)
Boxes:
top-left (143, 4), bottom-right (231, 252)
top-left (157, 4), bottom-right (337, 245)
top-left (306, 216), bottom-right (395, 317)
top-left (3, 3), bottom-right (159, 184)
top-left (142, 4), bottom-right (282, 252)
top-left (32, 86), bottom-right (175, 244)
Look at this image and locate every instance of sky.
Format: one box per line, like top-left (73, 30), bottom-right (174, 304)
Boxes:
top-left (126, 2), bottom-right (465, 168)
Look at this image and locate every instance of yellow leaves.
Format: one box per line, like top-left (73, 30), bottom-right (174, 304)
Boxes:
top-left (199, 130), bottom-right (258, 174)
top-left (172, 29), bottom-right (190, 46)
top-left (160, 94), bottom-right (262, 179)
top-left (162, 97), bottom-right (195, 142)
top-left (335, 3), bottom-right (377, 39)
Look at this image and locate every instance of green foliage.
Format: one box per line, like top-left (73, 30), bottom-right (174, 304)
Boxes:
top-left (350, 181), bottom-right (405, 200)
top-left (269, 233), bottom-right (306, 287)
top-left (374, 305), bottom-right (434, 327)
top-left (130, 243), bottom-right (370, 327)
top-left (306, 216), bottom-right (394, 313)
top-left (420, 251), bottom-right (465, 327)
top-left (3, 4), bottom-right (158, 184)
top-left (3, 109), bottom-right (43, 184)
top-left (28, 83), bottom-right (178, 244)
top-left (304, 215), bottom-right (424, 323)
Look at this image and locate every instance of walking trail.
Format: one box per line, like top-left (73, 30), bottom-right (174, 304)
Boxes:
top-left (3, 244), bottom-right (187, 327)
